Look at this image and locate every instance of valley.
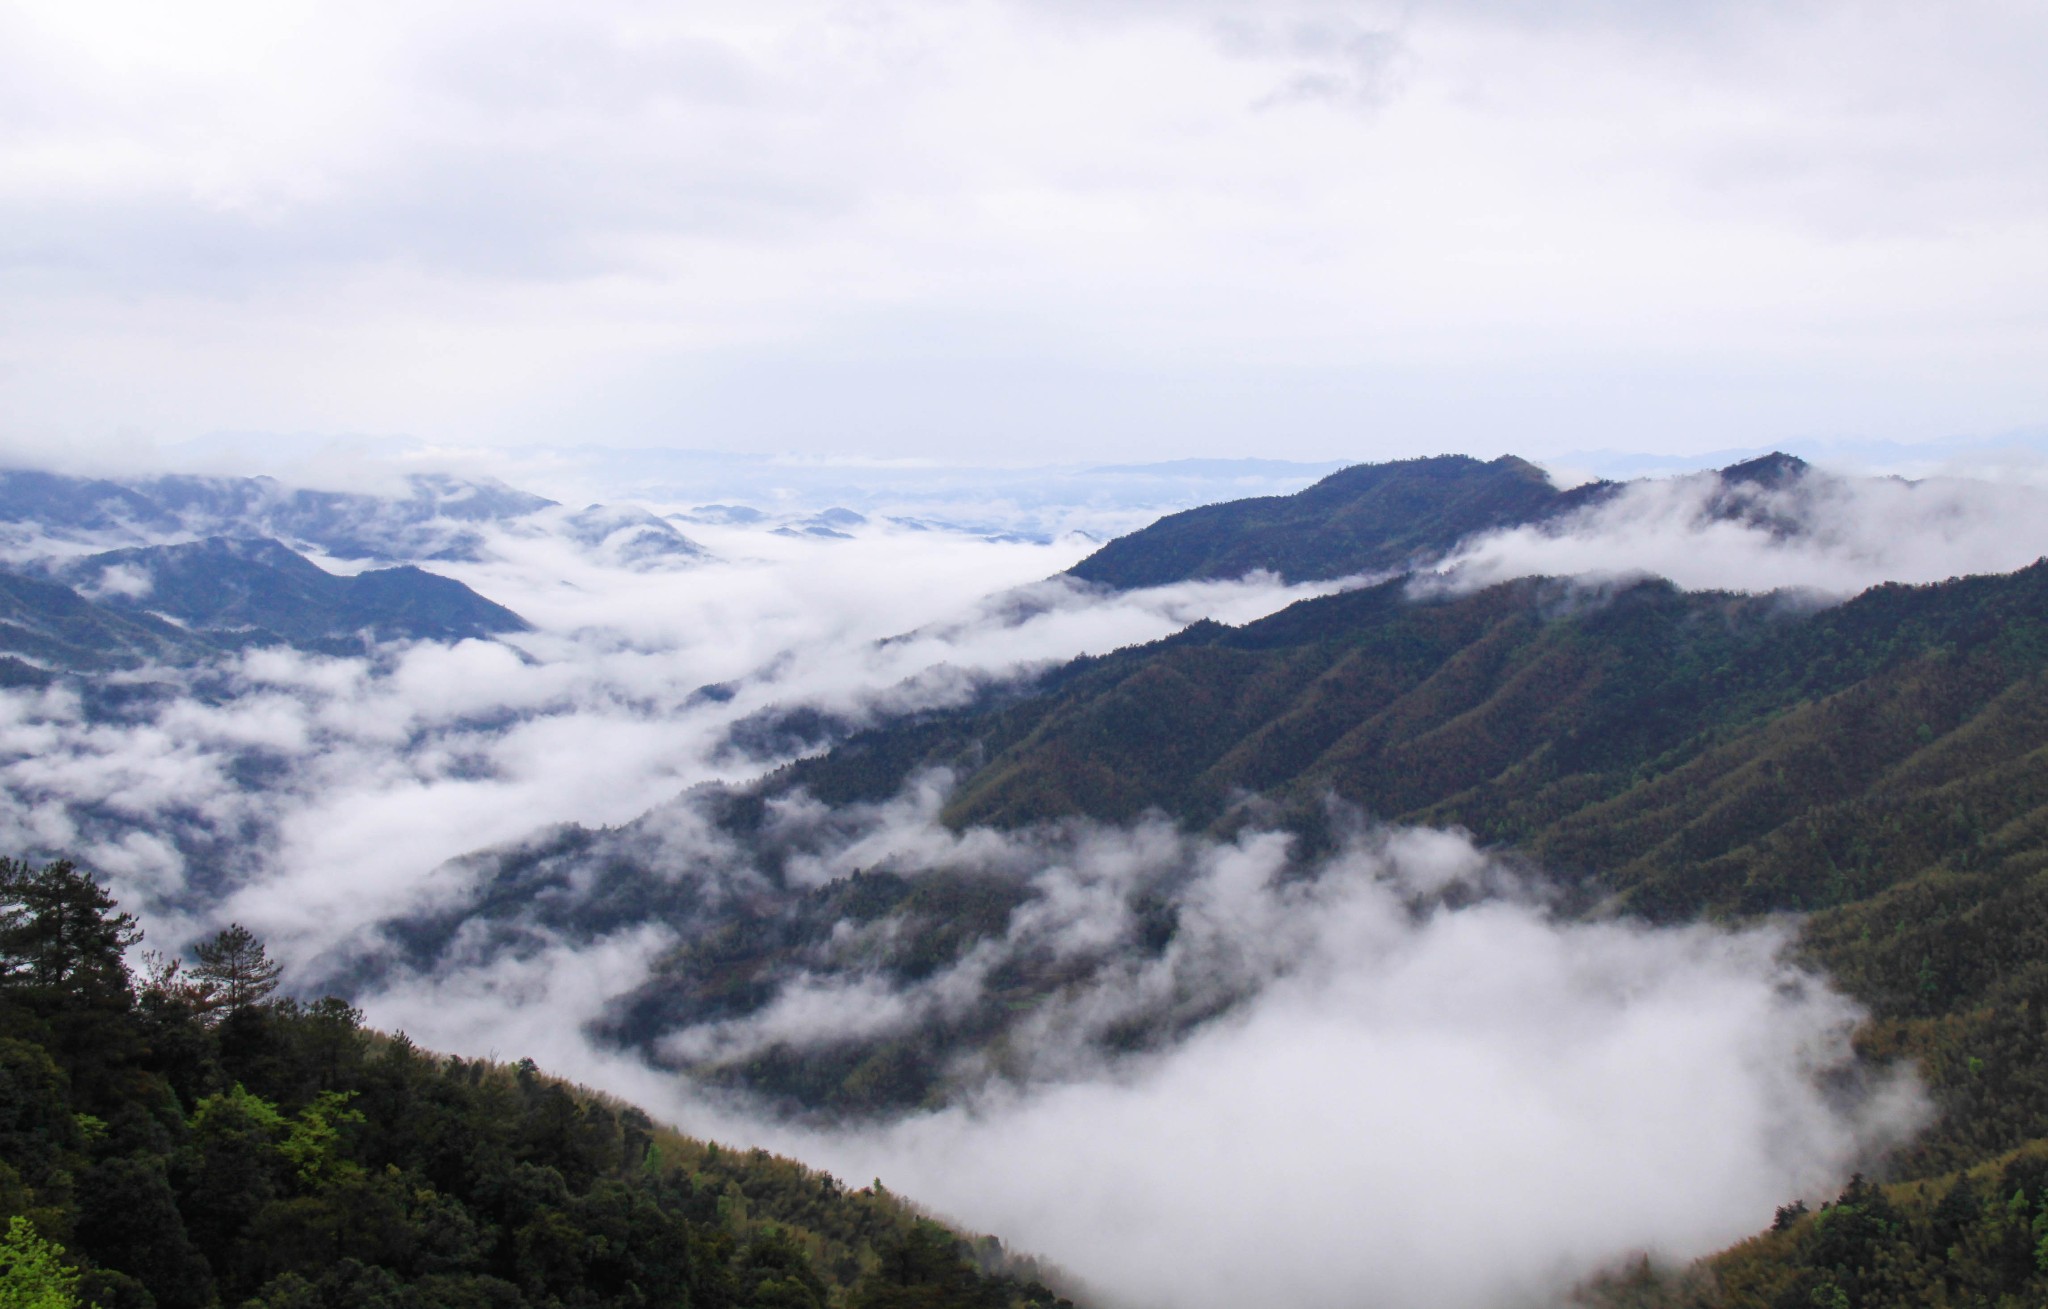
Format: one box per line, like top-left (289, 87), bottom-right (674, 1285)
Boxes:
top-left (5, 452), bottom-right (2044, 1304)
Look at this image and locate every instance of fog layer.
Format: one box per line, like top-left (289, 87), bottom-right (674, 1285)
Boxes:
top-left (1437, 465), bottom-right (2048, 596)
top-left (0, 519), bottom-right (1343, 957)
top-left (362, 796), bottom-right (1925, 1309)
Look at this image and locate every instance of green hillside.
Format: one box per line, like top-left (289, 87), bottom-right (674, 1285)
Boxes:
top-left (766, 562), bottom-right (2048, 1176)
top-left (0, 858), bottom-right (1073, 1309)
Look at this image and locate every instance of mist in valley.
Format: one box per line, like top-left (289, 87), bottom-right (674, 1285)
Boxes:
top-left (0, 452), bottom-right (2020, 1305)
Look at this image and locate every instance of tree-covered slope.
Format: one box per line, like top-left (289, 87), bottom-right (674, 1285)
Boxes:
top-left (1579, 1152), bottom-right (2048, 1309)
top-left (728, 562), bottom-right (2048, 1169)
top-left (785, 563), bottom-right (2048, 917)
top-left (0, 858), bottom-right (1072, 1309)
top-left (0, 571), bottom-right (218, 675)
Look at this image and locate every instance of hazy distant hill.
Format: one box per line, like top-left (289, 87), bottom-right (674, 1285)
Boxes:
top-left (564, 504), bottom-right (710, 568)
top-left (1062, 450), bottom-right (1825, 590)
top-left (0, 538), bottom-right (529, 673)
top-left (0, 468), bottom-right (556, 561)
top-left (53, 537), bottom-right (530, 653)
top-left (0, 570), bottom-right (217, 678)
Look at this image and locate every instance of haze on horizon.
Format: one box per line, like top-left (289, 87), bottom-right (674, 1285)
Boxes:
top-left (2, 0), bottom-right (2045, 474)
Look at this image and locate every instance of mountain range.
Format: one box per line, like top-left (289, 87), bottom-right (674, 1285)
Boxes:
top-left (323, 450), bottom-right (2048, 1306)
top-left (7, 449), bottom-right (2046, 1306)
top-left (0, 537), bottom-right (529, 677)
top-left (0, 469), bottom-right (556, 562)
top-left (1061, 449), bottom-right (1812, 589)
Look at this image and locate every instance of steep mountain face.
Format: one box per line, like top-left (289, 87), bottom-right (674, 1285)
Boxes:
top-left (1062, 453), bottom-right (1608, 588)
top-left (789, 563), bottom-right (2048, 927)
top-left (53, 537), bottom-right (531, 652)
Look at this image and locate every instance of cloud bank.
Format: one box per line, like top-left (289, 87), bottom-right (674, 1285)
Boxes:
top-left (1433, 464), bottom-right (2048, 598)
top-left (0, 518), bottom-right (1343, 961)
top-left (358, 789), bottom-right (1924, 1309)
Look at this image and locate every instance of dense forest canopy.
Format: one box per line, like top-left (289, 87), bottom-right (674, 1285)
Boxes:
top-left (0, 857), bottom-right (1073, 1309)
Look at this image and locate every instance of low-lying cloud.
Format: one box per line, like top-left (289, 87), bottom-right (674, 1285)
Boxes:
top-left (0, 463), bottom-right (1972, 1307)
top-left (0, 518), bottom-right (1345, 960)
top-left (1434, 464), bottom-right (2048, 597)
top-left (357, 787), bottom-right (1925, 1309)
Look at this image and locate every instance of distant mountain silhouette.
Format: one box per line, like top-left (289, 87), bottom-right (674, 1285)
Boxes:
top-left (564, 504), bottom-right (709, 568)
top-left (0, 570), bottom-right (215, 679)
top-left (0, 469), bottom-right (556, 561)
top-left (50, 537), bottom-right (529, 656)
top-left (1064, 451), bottom-right (1820, 590)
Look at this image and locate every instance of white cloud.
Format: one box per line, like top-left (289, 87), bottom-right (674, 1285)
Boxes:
top-left (0, 459), bottom-right (1965, 1307)
top-left (0, 519), bottom-right (1339, 963)
top-left (1429, 464), bottom-right (2048, 598)
top-left (359, 791), bottom-right (1926, 1309)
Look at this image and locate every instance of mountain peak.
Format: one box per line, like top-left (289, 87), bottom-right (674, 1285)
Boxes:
top-left (1717, 451), bottom-right (1809, 487)
top-left (1067, 453), bottom-right (1583, 589)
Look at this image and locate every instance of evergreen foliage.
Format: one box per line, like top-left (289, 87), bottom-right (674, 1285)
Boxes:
top-left (0, 1215), bottom-right (84, 1309)
top-left (0, 860), bottom-right (1073, 1309)
top-left (749, 558), bottom-right (2048, 1253)
top-left (188, 926), bottom-right (283, 1018)
top-left (1578, 1150), bottom-right (2048, 1308)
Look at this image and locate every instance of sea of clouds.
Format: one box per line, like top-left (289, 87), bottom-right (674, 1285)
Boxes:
top-left (0, 508), bottom-right (1349, 958)
top-left (4, 451), bottom-right (2036, 1307)
top-left (360, 789), bottom-right (1925, 1309)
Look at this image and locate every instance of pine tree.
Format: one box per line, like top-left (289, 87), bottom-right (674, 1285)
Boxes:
top-left (0, 858), bottom-right (141, 998)
top-left (188, 923), bottom-right (283, 1016)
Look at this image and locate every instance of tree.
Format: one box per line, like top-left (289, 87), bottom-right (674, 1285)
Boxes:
top-left (189, 923), bottom-right (283, 1016)
top-left (0, 1215), bottom-right (83, 1309)
top-left (0, 859), bottom-right (141, 998)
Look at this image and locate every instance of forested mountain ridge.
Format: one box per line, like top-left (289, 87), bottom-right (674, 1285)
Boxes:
top-left (0, 570), bottom-right (219, 681)
top-left (1063, 452), bottom-right (1605, 588)
top-left (358, 556), bottom-right (2048, 1170)
top-left (737, 553), bottom-right (2048, 1300)
top-left (783, 561), bottom-right (2048, 924)
top-left (1059, 449), bottom-right (1836, 593)
top-left (0, 857), bottom-right (1075, 1309)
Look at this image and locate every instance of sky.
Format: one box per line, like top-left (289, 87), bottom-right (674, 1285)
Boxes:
top-left (2, 0), bottom-right (2045, 470)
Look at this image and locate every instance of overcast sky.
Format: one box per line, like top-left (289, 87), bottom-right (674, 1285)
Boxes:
top-left (2, 0), bottom-right (2044, 468)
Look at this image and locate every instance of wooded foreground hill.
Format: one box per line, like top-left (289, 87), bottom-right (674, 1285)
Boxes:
top-left (0, 858), bottom-right (1073, 1309)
